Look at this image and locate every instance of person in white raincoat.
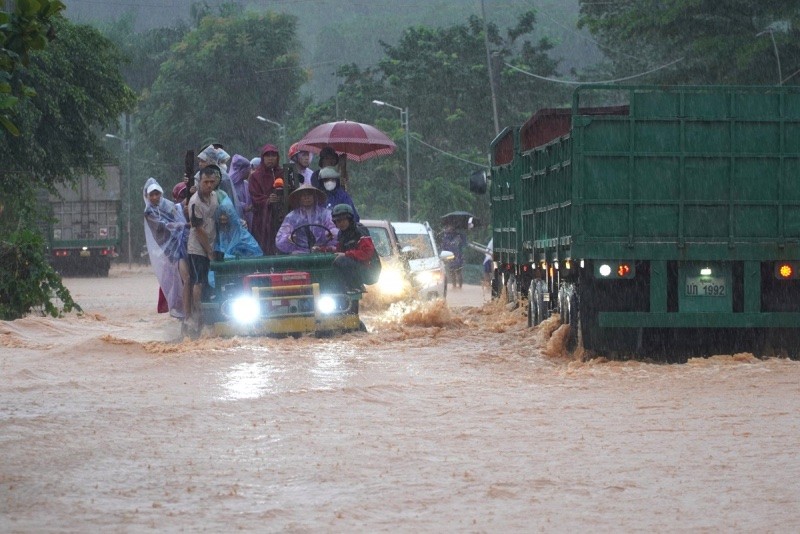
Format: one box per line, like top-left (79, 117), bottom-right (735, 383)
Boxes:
top-left (142, 177), bottom-right (189, 319)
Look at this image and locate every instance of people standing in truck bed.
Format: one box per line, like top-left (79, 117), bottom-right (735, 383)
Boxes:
top-left (185, 165), bottom-right (221, 336)
top-left (248, 144), bottom-right (284, 255)
top-left (227, 154), bottom-right (254, 230)
top-left (320, 166), bottom-right (359, 222)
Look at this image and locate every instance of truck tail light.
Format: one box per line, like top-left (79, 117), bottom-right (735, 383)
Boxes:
top-left (775, 262), bottom-right (799, 279)
top-left (54, 249), bottom-right (68, 257)
top-left (595, 261), bottom-right (635, 279)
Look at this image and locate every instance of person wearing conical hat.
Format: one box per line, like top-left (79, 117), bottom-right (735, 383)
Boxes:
top-left (274, 182), bottom-right (337, 254)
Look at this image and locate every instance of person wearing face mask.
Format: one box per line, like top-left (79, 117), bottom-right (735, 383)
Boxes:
top-left (319, 166), bottom-right (359, 223)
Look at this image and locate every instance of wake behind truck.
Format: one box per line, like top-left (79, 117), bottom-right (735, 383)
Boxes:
top-left (44, 164), bottom-right (121, 277)
top-left (490, 85), bottom-right (800, 357)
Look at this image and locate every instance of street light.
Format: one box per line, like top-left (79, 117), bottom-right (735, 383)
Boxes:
top-left (256, 115), bottom-right (286, 159)
top-left (372, 99), bottom-right (411, 221)
top-left (105, 133), bottom-right (133, 269)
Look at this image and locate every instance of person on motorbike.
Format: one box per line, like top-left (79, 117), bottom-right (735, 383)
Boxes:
top-left (327, 204), bottom-right (380, 292)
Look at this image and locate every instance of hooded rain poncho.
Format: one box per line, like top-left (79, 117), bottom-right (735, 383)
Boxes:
top-left (142, 177), bottom-right (188, 318)
top-left (214, 195), bottom-right (263, 259)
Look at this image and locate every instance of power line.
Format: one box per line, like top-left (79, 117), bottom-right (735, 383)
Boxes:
top-left (505, 56), bottom-right (684, 85)
top-left (411, 136), bottom-right (488, 169)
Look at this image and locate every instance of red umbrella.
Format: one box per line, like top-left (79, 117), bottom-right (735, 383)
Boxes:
top-left (296, 120), bottom-right (397, 163)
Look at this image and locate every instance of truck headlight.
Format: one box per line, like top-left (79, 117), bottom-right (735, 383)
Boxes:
top-left (230, 296), bottom-right (260, 324)
top-left (317, 295), bottom-right (337, 314)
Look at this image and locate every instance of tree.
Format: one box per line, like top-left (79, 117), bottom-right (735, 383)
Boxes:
top-left (578, 0), bottom-right (800, 85)
top-left (295, 12), bottom-right (564, 227)
top-left (1, 16), bottom-right (135, 319)
top-left (0, 0), bottom-right (64, 135)
top-left (99, 13), bottom-right (189, 94)
top-left (2, 17), bottom-right (137, 190)
top-left (137, 11), bottom-right (307, 166)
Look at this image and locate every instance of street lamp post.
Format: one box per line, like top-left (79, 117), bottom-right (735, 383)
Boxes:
top-left (372, 100), bottom-right (411, 221)
top-left (256, 115), bottom-right (286, 158)
top-left (105, 133), bottom-right (132, 269)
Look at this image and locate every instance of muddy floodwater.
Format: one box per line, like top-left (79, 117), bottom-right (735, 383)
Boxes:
top-left (2, 266), bottom-right (799, 532)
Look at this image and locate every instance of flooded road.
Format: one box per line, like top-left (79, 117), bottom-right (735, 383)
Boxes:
top-left (2, 266), bottom-right (799, 532)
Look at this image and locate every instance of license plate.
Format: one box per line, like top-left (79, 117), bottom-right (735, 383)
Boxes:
top-left (685, 276), bottom-right (726, 297)
top-left (80, 250), bottom-right (91, 257)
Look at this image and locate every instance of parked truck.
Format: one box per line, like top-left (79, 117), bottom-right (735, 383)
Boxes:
top-left (489, 85), bottom-right (800, 357)
top-left (45, 164), bottom-right (121, 277)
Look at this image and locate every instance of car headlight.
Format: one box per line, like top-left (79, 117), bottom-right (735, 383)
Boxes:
top-left (378, 267), bottom-right (407, 296)
top-left (230, 296), bottom-right (260, 324)
top-left (414, 269), bottom-right (440, 287)
top-left (317, 295), bottom-right (337, 314)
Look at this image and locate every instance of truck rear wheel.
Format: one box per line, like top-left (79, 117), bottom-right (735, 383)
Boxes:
top-left (528, 280), bottom-right (546, 327)
top-left (491, 269), bottom-right (501, 299)
top-left (505, 274), bottom-right (518, 303)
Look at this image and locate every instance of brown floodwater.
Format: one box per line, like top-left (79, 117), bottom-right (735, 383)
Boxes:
top-left (1, 266), bottom-right (799, 532)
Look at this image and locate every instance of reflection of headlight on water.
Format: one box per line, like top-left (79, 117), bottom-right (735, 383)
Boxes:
top-left (317, 295), bottom-right (337, 314)
top-left (231, 296), bottom-right (260, 324)
top-left (378, 268), bottom-right (407, 296)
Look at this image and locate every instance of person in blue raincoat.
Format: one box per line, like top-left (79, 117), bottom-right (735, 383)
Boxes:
top-left (319, 166), bottom-right (359, 222)
top-left (142, 177), bottom-right (189, 318)
top-left (214, 195), bottom-right (263, 260)
top-left (440, 223), bottom-right (467, 289)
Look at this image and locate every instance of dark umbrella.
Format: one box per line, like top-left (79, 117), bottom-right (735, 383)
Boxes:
top-left (441, 211), bottom-right (478, 230)
top-left (296, 120), bottom-right (397, 163)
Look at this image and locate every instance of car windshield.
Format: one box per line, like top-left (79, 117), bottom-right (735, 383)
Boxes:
top-left (397, 233), bottom-right (434, 258)
top-left (366, 227), bottom-right (392, 257)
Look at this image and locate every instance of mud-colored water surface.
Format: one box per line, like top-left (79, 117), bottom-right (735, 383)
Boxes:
top-left (1, 266), bottom-right (799, 532)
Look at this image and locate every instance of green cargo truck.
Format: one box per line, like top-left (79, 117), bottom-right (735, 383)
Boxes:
top-left (46, 164), bottom-right (121, 277)
top-left (489, 85), bottom-right (800, 356)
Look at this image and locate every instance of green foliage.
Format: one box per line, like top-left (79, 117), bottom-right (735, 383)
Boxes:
top-left (0, 17), bottom-right (137, 189)
top-left (99, 13), bottom-right (189, 93)
top-left (0, 0), bottom-right (65, 135)
top-left (293, 12), bottom-right (565, 231)
top-left (0, 229), bottom-right (81, 320)
top-left (137, 11), bottom-right (307, 162)
top-left (578, 0), bottom-right (800, 85)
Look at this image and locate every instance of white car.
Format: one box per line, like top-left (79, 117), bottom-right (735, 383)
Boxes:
top-left (392, 221), bottom-right (448, 300)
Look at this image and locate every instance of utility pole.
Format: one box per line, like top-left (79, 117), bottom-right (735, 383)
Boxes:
top-left (481, 0), bottom-right (500, 136)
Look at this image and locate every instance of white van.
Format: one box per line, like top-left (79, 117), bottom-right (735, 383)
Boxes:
top-left (392, 221), bottom-right (447, 300)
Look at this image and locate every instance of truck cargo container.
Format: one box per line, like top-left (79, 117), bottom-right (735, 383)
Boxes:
top-left (489, 85), bottom-right (800, 357)
top-left (46, 164), bottom-right (121, 277)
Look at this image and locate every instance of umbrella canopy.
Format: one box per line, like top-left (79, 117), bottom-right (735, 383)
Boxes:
top-left (441, 211), bottom-right (479, 230)
top-left (296, 121), bottom-right (396, 163)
